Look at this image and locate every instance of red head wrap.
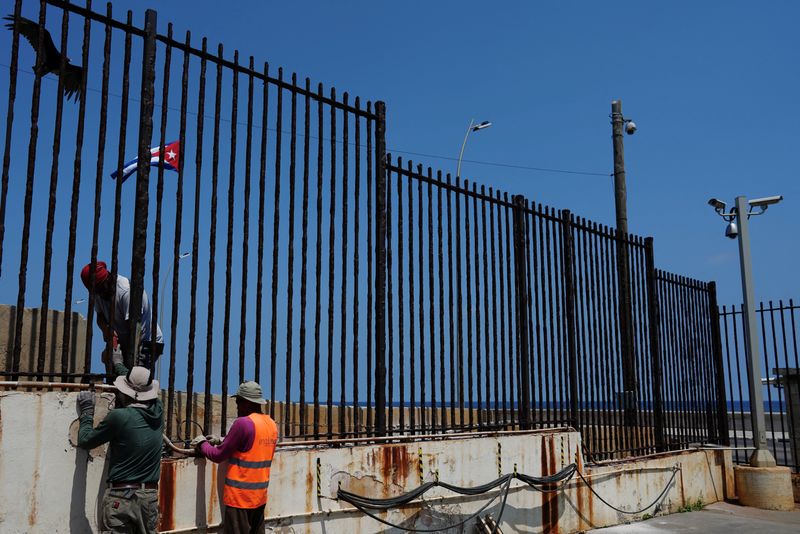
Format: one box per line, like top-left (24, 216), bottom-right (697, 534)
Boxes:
top-left (80, 261), bottom-right (110, 289)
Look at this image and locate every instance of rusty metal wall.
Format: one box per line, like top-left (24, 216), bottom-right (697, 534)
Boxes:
top-left (0, 389), bottom-right (734, 533)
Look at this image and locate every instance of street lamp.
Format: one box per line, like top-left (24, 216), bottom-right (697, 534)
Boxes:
top-left (708, 194), bottom-right (783, 467)
top-left (156, 251), bottom-right (191, 381)
top-left (456, 119), bottom-right (491, 178)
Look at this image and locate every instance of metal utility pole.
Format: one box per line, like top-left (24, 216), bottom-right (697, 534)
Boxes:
top-left (734, 196), bottom-right (776, 467)
top-left (611, 99), bottom-right (637, 427)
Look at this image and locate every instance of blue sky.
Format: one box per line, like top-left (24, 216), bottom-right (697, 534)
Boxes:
top-left (0, 1), bottom-right (797, 405)
top-left (125, 0), bottom-right (799, 306)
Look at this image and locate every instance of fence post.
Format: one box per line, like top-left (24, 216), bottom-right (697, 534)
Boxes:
top-left (126, 9), bottom-right (158, 369)
top-left (511, 195), bottom-right (531, 430)
top-left (373, 101), bottom-right (388, 436)
top-left (707, 281), bottom-right (730, 446)
top-left (644, 237), bottom-right (666, 452)
top-left (617, 231), bottom-right (637, 427)
top-left (560, 210), bottom-right (579, 430)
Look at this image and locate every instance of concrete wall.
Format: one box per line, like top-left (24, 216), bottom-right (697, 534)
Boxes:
top-left (0, 388), bottom-right (733, 534)
top-left (0, 305), bottom-right (87, 378)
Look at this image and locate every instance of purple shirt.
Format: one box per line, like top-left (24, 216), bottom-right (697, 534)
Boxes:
top-left (200, 416), bottom-right (255, 463)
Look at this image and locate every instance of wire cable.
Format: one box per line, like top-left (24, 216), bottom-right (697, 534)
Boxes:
top-left (337, 464), bottom-right (577, 532)
top-left (343, 475), bottom-right (513, 533)
top-left (338, 463), bottom-right (679, 531)
top-left (575, 466), bottom-right (680, 515)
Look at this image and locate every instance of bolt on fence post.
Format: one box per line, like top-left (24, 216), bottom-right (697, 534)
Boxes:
top-left (644, 237), bottom-right (666, 452)
top-left (374, 101), bottom-right (388, 436)
top-left (511, 195), bottom-right (531, 430)
top-left (707, 281), bottom-right (730, 446)
top-left (127, 8), bottom-right (158, 368)
top-left (560, 210), bottom-right (580, 431)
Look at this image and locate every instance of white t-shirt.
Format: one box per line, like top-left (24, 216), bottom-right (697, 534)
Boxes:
top-left (94, 275), bottom-right (164, 346)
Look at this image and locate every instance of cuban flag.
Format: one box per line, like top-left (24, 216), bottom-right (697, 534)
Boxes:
top-left (110, 140), bottom-right (181, 183)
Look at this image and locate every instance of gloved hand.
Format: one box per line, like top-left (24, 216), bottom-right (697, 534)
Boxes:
top-left (111, 343), bottom-right (123, 366)
top-left (205, 435), bottom-right (222, 446)
top-left (77, 391), bottom-right (95, 419)
top-left (190, 435), bottom-right (208, 448)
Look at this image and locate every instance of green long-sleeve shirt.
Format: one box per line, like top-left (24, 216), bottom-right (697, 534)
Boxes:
top-left (78, 363), bottom-right (163, 483)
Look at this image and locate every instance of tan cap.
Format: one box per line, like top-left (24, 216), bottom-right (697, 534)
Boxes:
top-left (234, 381), bottom-right (266, 405)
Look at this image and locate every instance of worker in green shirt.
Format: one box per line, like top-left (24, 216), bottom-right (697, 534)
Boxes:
top-left (76, 345), bottom-right (163, 534)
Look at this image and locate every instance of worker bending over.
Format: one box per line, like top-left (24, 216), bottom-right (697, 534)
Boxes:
top-left (80, 260), bottom-right (164, 369)
top-left (76, 347), bottom-right (164, 534)
top-left (193, 381), bottom-right (279, 534)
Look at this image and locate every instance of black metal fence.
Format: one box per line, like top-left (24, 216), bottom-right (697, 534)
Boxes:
top-left (0, 0), bottom-right (730, 458)
top-left (382, 159), bottom-right (728, 460)
top-left (0, 0), bottom-right (385, 442)
top-left (720, 300), bottom-right (799, 472)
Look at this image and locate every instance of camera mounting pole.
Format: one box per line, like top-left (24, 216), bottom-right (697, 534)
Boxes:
top-left (734, 195), bottom-right (776, 467)
top-left (611, 99), bottom-right (637, 429)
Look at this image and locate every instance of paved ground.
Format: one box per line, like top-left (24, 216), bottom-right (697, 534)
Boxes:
top-left (592, 502), bottom-right (800, 533)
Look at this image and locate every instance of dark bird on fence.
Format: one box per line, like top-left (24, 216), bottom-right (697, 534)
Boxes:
top-left (3, 14), bottom-right (84, 102)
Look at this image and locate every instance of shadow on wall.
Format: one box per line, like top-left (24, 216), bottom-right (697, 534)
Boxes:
top-left (69, 440), bottom-right (110, 532)
top-left (68, 396), bottom-right (111, 532)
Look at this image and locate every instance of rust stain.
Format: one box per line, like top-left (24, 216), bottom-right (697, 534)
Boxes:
top-left (541, 435), bottom-right (559, 534)
top-left (305, 455), bottom-right (314, 513)
top-left (587, 465), bottom-right (594, 527)
top-left (28, 395), bottom-right (43, 526)
top-left (379, 443), bottom-right (411, 485)
top-left (158, 461), bottom-right (177, 531)
top-left (208, 463), bottom-right (218, 525)
top-left (575, 448), bottom-right (588, 531)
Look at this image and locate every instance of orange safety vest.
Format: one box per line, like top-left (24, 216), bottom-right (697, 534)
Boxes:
top-left (223, 413), bottom-right (278, 509)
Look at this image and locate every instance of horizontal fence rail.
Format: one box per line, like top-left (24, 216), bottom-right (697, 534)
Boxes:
top-left (0, 0), bottom-right (730, 462)
top-left (720, 299), bottom-right (799, 472)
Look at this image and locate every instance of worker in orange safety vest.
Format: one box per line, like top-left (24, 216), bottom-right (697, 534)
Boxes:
top-left (192, 381), bottom-right (278, 533)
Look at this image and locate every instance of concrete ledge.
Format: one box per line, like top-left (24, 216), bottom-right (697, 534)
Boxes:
top-left (734, 465), bottom-right (794, 511)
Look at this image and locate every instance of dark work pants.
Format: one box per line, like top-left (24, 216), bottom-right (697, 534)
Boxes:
top-left (223, 504), bottom-right (266, 534)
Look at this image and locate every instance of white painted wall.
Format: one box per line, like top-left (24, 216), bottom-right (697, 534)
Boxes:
top-left (0, 390), bottom-right (732, 533)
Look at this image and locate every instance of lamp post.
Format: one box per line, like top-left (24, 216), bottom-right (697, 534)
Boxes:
top-left (456, 119), bottom-right (491, 178)
top-left (156, 251), bottom-right (191, 381)
top-left (708, 194), bottom-right (783, 467)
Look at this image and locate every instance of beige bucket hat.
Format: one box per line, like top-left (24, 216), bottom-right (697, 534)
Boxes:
top-left (114, 366), bottom-right (159, 402)
top-left (234, 381), bottom-right (267, 405)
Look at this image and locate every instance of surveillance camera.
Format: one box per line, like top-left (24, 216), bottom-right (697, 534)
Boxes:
top-left (725, 221), bottom-right (738, 239)
top-left (625, 120), bottom-right (637, 135)
top-left (707, 198), bottom-right (726, 211)
top-left (748, 195), bottom-right (783, 208)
